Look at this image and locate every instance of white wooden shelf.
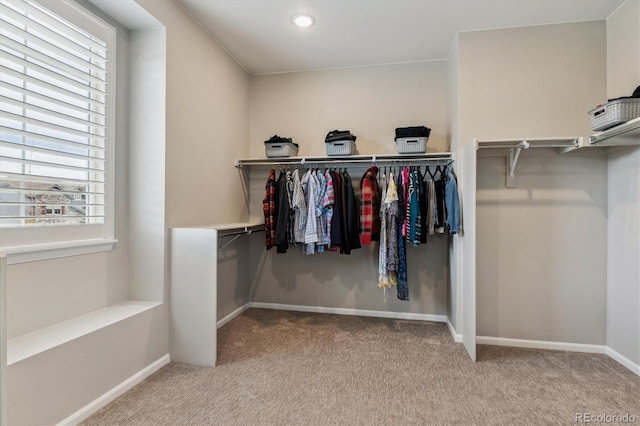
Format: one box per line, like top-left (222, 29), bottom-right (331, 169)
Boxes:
top-left (235, 152), bottom-right (453, 168)
top-left (476, 137), bottom-right (582, 187)
top-left (589, 117), bottom-right (640, 147)
top-left (7, 300), bottom-right (161, 365)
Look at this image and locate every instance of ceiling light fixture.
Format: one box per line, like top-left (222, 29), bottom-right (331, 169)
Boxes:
top-left (291, 13), bottom-right (315, 28)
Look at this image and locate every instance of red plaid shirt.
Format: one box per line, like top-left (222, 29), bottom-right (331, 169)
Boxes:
top-left (360, 166), bottom-right (380, 245)
top-left (263, 168), bottom-right (277, 249)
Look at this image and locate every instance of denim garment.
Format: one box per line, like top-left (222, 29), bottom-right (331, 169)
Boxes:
top-left (444, 166), bottom-right (461, 235)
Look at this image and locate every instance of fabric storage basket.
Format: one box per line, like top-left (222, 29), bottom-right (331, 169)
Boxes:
top-left (396, 137), bottom-right (428, 154)
top-left (265, 142), bottom-right (298, 158)
top-left (326, 140), bottom-right (355, 156)
top-left (588, 98), bottom-right (640, 131)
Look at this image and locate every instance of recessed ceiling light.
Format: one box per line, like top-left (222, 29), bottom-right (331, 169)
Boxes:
top-left (291, 13), bottom-right (315, 28)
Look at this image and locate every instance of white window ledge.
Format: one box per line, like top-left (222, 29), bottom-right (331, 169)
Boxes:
top-left (7, 300), bottom-right (161, 365)
top-left (0, 239), bottom-right (118, 265)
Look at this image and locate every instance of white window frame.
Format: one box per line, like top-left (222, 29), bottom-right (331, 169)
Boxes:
top-left (0, 0), bottom-right (117, 264)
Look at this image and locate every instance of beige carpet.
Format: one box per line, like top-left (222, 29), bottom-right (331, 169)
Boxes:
top-left (84, 308), bottom-right (639, 425)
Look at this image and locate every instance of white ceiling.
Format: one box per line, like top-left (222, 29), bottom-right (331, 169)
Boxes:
top-left (175, 0), bottom-right (625, 75)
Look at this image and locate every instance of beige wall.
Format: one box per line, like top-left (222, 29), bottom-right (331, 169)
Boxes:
top-left (457, 21), bottom-right (609, 344)
top-left (607, 0), bottom-right (640, 99)
top-left (250, 62), bottom-right (449, 157)
top-left (139, 0), bottom-right (251, 228)
top-left (248, 62), bottom-right (451, 317)
top-left (135, 0), bottom-right (252, 327)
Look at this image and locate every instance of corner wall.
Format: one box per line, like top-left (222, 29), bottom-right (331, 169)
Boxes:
top-left (456, 21), bottom-right (609, 345)
top-left (447, 37), bottom-right (462, 334)
top-left (134, 0), bottom-right (252, 331)
top-left (605, 0), bottom-right (640, 368)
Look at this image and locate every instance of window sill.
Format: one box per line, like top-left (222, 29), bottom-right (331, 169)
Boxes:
top-left (0, 238), bottom-right (118, 265)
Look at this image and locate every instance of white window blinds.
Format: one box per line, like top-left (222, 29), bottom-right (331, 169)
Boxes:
top-left (0, 0), bottom-right (110, 231)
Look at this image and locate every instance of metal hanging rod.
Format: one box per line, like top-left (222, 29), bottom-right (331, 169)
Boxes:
top-left (217, 224), bottom-right (265, 251)
top-left (235, 152), bottom-right (454, 168)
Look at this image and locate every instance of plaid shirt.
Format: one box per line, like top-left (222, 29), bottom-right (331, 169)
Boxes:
top-left (359, 166), bottom-right (380, 245)
top-left (322, 171), bottom-right (335, 247)
top-left (303, 170), bottom-right (318, 254)
top-left (292, 169), bottom-right (307, 243)
top-left (262, 168), bottom-right (277, 250)
top-left (315, 171), bottom-right (330, 251)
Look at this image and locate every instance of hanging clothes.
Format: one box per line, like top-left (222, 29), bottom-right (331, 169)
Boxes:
top-left (395, 172), bottom-right (408, 300)
top-left (286, 170), bottom-right (297, 248)
top-left (303, 169), bottom-right (319, 254)
top-left (385, 173), bottom-right (399, 286)
top-left (401, 167), bottom-right (410, 239)
top-left (322, 170), bottom-right (335, 248)
top-left (263, 168), bottom-right (277, 250)
top-left (444, 165), bottom-right (462, 235)
top-left (329, 170), bottom-right (343, 248)
top-left (417, 168), bottom-right (428, 244)
top-left (274, 171), bottom-right (290, 253)
top-left (360, 166), bottom-right (381, 245)
top-left (292, 169), bottom-right (307, 244)
top-left (342, 170), bottom-right (362, 254)
top-left (407, 169), bottom-right (422, 246)
top-left (378, 173), bottom-right (389, 288)
top-left (315, 171), bottom-right (328, 253)
top-left (426, 167), bottom-right (436, 235)
top-left (433, 166), bottom-right (445, 234)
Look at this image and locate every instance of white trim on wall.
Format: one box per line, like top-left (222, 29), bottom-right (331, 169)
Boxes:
top-left (57, 354), bottom-right (170, 426)
top-left (477, 336), bottom-right (606, 354)
top-left (447, 318), bottom-right (462, 343)
top-left (248, 302), bottom-right (449, 323)
top-left (217, 303), bottom-right (251, 329)
top-left (606, 346), bottom-right (640, 376)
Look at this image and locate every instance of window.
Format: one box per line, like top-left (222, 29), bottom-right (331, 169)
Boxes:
top-left (0, 0), bottom-right (115, 254)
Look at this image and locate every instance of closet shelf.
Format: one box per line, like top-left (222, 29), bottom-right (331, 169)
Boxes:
top-left (235, 152), bottom-right (453, 168)
top-left (589, 117), bottom-right (640, 147)
top-left (476, 137), bottom-right (582, 188)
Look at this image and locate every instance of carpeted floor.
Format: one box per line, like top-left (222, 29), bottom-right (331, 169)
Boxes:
top-left (83, 308), bottom-right (639, 425)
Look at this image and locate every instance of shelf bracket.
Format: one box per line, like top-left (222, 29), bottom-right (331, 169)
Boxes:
top-left (507, 141), bottom-right (528, 188)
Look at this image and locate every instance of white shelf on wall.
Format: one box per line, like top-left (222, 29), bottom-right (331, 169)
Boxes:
top-left (235, 152), bottom-right (454, 168)
top-left (476, 137), bottom-right (583, 187)
top-left (589, 117), bottom-right (640, 147)
top-left (6, 301), bottom-right (161, 365)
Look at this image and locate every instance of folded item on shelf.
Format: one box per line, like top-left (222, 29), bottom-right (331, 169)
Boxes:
top-left (394, 126), bottom-right (431, 140)
top-left (606, 85), bottom-right (640, 102)
top-left (325, 130), bottom-right (356, 142)
top-left (265, 135), bottom-right (298, 147)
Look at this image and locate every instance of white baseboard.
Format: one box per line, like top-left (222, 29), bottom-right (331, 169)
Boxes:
top-left (248, 302), bottom-right (448, 323)
top-left (446, 318), bottom-right (462, 343)
top-left (58, 354), bottom-right (170, 426)
top-left (606, 346), bottom-right (640, 376)
top-left (217, 303), bottom-right (250, 329)
top-left (476, 336), bottom-right (606, 354)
